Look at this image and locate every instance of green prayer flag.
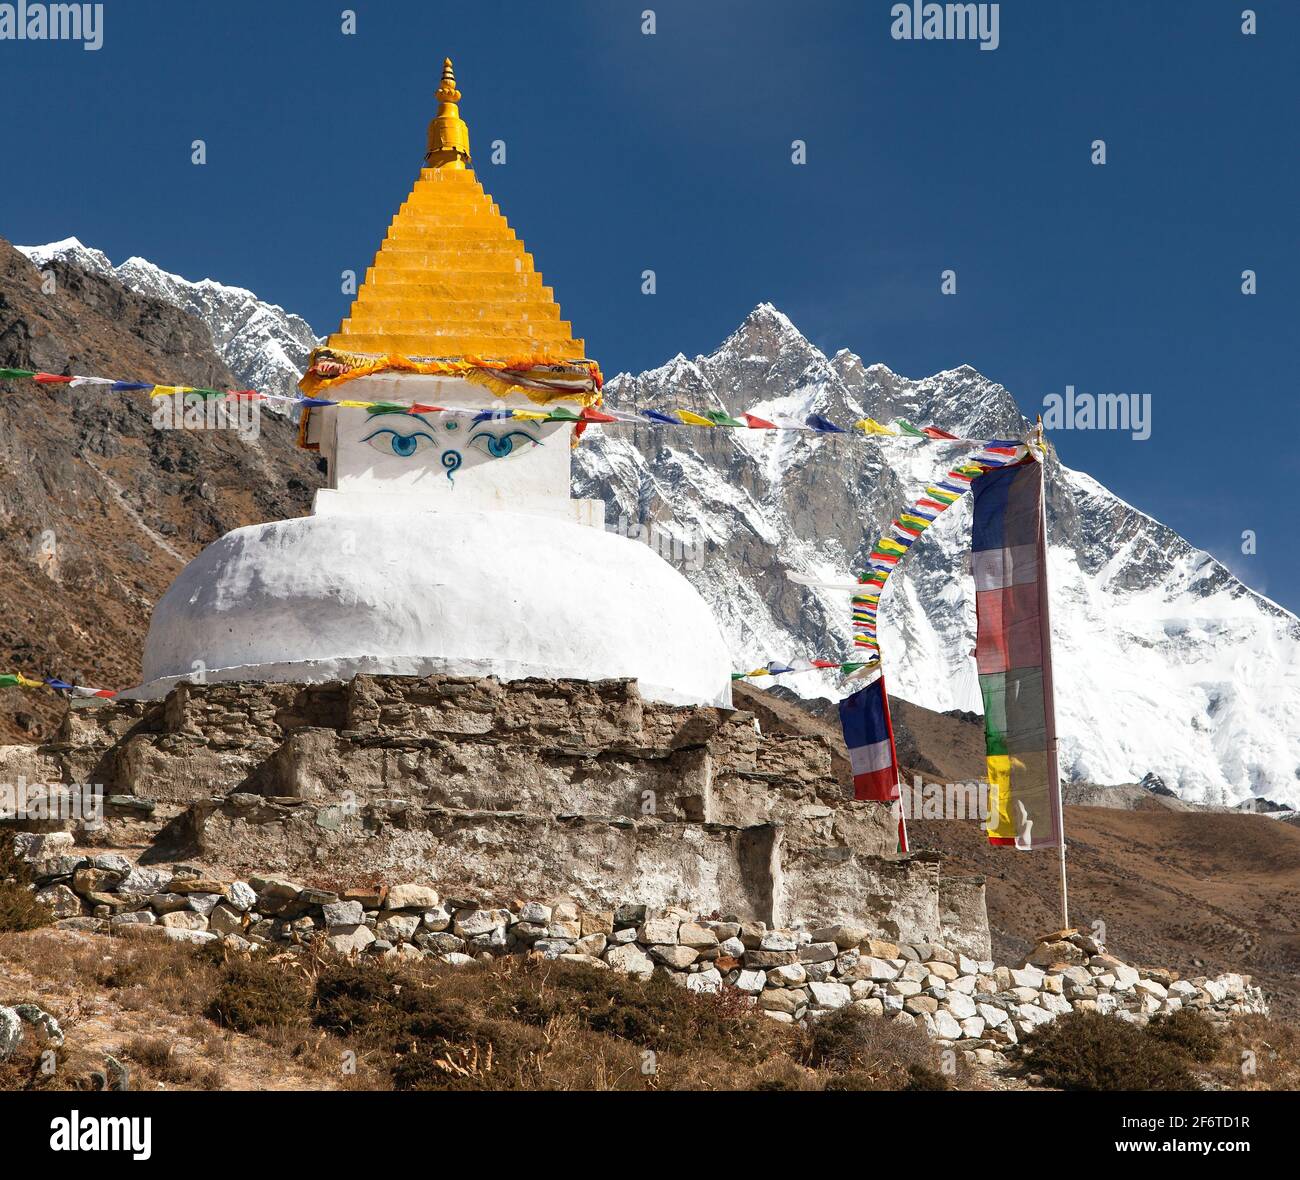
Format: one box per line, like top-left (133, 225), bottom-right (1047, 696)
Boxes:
top-left (0, 369), bottom-right (38, 381)
top-left (896, 418), bottom-right (925, 438)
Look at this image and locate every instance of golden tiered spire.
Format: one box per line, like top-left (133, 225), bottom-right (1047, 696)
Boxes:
top-left (322, 56), bottom-right (585, 363)
top-left (425, 57), bottom-right (471, 169)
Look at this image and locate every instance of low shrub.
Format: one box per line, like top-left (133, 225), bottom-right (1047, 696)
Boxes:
top-left (1145, 1008), bottom-right (1221, 1063)
top-left (804, 1005), bottom-right (952, 1091)
top-left (207, 955), bottom-right (311, 1033)
top-left (1021, 1010), bottom-right (1194, 1091)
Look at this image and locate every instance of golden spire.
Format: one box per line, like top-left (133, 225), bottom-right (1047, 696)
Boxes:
top-left (425, 57), bottom-right (471, 169)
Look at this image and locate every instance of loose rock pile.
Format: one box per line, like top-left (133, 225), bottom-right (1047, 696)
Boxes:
top-left (11, 833), bottom-right (1266, 1057)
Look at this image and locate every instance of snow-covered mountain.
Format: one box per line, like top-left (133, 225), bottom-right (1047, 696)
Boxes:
top-left (573, 305), bottom-right (1300, 808)
top-left (14, 238), bottom-right (1296, 805)
top-left (15, 238), bottom-right (319, 399)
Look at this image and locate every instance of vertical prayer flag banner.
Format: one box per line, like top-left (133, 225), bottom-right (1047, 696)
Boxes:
top-left (971, 456), bottom-right (1063, 850)
top-left (838, 670), bottom-right (909, 852)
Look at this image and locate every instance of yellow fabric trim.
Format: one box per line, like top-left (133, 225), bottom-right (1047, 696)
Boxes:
top-left (986, 754), bottom-right (1015, 842)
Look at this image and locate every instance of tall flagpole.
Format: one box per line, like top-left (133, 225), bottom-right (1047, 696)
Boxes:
top-left (1036, 415), bottom-right (1069, 931)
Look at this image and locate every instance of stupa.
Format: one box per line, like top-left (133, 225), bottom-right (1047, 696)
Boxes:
top-left (129, 59), bottom-right (733, 708)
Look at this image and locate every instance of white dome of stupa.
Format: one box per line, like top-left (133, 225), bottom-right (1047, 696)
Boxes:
top-left (131, 510), bottom-right (733, 708)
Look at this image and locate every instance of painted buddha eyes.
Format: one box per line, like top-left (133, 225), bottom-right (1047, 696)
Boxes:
top-left (361, 427), bottom-right (437, 457)
top-left (361, 413), bottom-right (539, 462)
top-left (467, 429), bottom-right (538, 458)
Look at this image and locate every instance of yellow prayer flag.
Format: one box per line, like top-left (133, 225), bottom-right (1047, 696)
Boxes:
top-left (855, 418), bottom-right (897, 436)
top-left (675, 410), bottom-right (715, 427)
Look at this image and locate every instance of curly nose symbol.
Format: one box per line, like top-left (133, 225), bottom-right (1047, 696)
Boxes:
top-left (441, 449), bottom-right (462, 484)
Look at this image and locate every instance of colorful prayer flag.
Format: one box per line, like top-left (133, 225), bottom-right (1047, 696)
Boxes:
top-left (970, 455), bottom-right (1062, 851)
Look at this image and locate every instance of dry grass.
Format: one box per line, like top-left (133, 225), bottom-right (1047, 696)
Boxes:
top-left (120, 1035), bottom-right (226, 1089)
top-left (1205, 1014), bottom-right (1300, 1091)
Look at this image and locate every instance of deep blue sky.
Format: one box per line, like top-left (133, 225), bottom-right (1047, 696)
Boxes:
top-left (2, 1), bottom-right (1296, 609)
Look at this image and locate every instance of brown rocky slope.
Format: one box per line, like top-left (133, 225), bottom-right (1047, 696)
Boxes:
top-left (0, 237), bottom-right (319, 740)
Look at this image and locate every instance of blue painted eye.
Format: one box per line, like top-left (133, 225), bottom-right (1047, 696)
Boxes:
top-left (468, 429), bottom-right (538, 459)
top-left (361, 428), bottom-right (436, 457)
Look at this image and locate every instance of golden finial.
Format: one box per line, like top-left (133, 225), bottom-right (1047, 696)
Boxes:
top-left (436, 57), bottom-right (461, 104)
top-left (426, 56), bottom-right (471, 169)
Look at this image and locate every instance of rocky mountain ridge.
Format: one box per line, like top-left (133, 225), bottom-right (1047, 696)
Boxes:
top-left (15, 239), bottom-right (319, 401)
top-left (573, 305), bottom-right (1300, 806)
top-left (0, 238), bottom-right (318, 740)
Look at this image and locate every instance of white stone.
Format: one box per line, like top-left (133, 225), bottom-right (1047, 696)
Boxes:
top-left (603, 944), bottom-right (654, 978)
top-left (1017, 1003), bottom-right (1054, 1028)
top-left (0, 1008), bottom-right (25, 1065)
top-left (959, 1016), bottom-right (986, 1039)
top-left (808, 981), bottom-right (852, 1010)
top-left (1134, 978), bottom-right (1168, 1000)
top-left (421, 905), bottom-right (452, 932)
top-left (227, 880), bottom-right (257, 912)
top-left (856, 957), bottom-right (900, 982)
top-left (209, 904), bottom-right (245, 936)
top-left (453, 908), bottom-right (509, 938)
top-left (976, 1002), bottom-right (1008, 1027)
top-left (115, 867), bottom-right (172, 897)
top-left (734, 969), bottom-right (766, 993)
top-left (1111, 963), bottom-right (1140, 990)
top-left (1010, 965), bottom-right (1045, 989)
top-left (932, 1010), bottom-right (962, 1040)
top-left (186, 893), bottom-right (223, 917)
top-left (686, 968), bottom-right (722, 994)
top-left (944, 992), bottom-right (977, 1020)
top-left (759, 930), bottom-right (797, 952)
top-left (678, 922), bottom-right (719, 949)
top-left (638, 917), bottom-right (680, 945)
top-left (1040, 991), bottom-right (1072, 1015)
top-left (327, 923), bottom-right (376, 954)
top-left (768, 964), bottom-right (807, 987)
top-left (385, 884), bottom-right (439, 910)
top-left (164, 929), bottom-right (219, 946)
top-left (376, 913), bottom-right (421, 942)
top-left (323, 899), bottom-right (365, 928)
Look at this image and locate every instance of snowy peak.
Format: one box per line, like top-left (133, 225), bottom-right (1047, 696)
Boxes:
top-left (16, 238), bottom-right (321, 399)
top-left (576, 308), bottom-right (1300, 808)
